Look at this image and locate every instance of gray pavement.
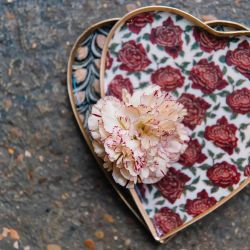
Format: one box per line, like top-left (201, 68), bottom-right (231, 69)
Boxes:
top-left (0, 0), bottom-right (249, 249)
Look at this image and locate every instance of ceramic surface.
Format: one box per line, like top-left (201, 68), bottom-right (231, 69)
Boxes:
top-left (100, 8), bottom-right (250, 240)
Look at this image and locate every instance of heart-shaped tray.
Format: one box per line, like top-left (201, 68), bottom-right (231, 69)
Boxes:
top-left (67, 7), bottom-right (250, 243)
top-left (99, 7), bottom-right (250, 242)
top-left (67, 18), bottom-right (148, 229)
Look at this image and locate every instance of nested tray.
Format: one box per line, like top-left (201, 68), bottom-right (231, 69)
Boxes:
top-left (67, 7), bottom-right (250, 243)
top-left (100, 7), bottom-right (250, 241)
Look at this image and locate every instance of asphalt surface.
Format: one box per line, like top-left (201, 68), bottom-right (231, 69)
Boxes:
top-left (0, 0), bottom-right (249, 249)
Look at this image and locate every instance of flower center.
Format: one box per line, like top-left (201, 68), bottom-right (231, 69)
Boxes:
top-left (135, 120), bottom-right (152, 136)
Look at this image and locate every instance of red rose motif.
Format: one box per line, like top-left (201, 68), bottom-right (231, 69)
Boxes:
top-left (108, 75), bottom-right (133, 100)
top-left (204, 116), bottom-right (238, 155)
top-left (244, 164), bottom-right (250, 177)
top-left (226, 88), bottom-right (250, 114)
top-left (226, 40), bottom-right (250, 79)
top-left (185, 190), bottom-right (217, 216)
top-left (189, 59), bottom-right (228, 94)
top-left (178, 93), bottom-right (211, 130)
top-left (151, 66), bottom-right (184, 91)
top-left (118, 40), bottom-right (151, 72)
top-left (179, 139), bottom-right (207, 167)
top-left (127, 12), bottom-right (154, 34)
top-left (193, 27), bottom-right (228, 53)
top-left (150, 17), bottom-right (183, 58)
top-left (207, 161), bottom-right (240, 188)
top-left (105, 52), bottom-right (113, 70)
top-left (154, 207), bottom-right (183, 234)
top-left (156, 167), bottom-right (190, 204)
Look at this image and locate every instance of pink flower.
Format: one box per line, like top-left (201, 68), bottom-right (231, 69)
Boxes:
top-left (88, 85), bottom-right (190, 187)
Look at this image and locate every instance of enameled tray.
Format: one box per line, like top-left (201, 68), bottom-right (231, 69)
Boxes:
top-left (100, 7), bottom-right (250, 242)
top-left (67, 7), bottom-right (250, 243)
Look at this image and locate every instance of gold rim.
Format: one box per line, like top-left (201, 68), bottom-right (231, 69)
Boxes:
top-left (205, 20), bottom-right (249, 30)
top-left (99, 6), bottom-right (250, 242)
top-left (67, 18), bottom-right (148, 229)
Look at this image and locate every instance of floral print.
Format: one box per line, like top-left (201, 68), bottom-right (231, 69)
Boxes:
top-left (154, 207), bottom-right (183, 234)
top-left (244, 165), bottom-right (250, 177)
top-left (108, 75), bottom-right (133, 100)
top-left (118, 40), bottom-right (151, 72)
top-left (193, 27), bottom-right (228, 53)
top-left (156, 167), bottom-right (190, 204)
top-left (150, 17), bottom-right (183, 58)
top-left (226, 40), bottom-right (250, 79)
top-left (207, 161), bottom-right (240, 188)
top-left (226, 88), bottom-right (250, 114)
top-left (185, 190), bottom-right (217, 216)
top-left (106, 52), bottom-right (113, 70)
top-left (127, 13), bottom-right (154, 34)
top-left (179, 139), bottom-right (207, 167)
top-left (204, 117), bottom-right (238, 155)
top-left (103, 10), bottom-right (250, 238)
top-left (178, 93), bottom-right (211, 130)
top-left (151, 65), bottom-right (184, 91)
top-left (189, 59), bottom-right (228, 94)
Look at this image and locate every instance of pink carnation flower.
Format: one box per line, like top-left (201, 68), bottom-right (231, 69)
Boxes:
top-left (88, 85), bottom-right (189, 187)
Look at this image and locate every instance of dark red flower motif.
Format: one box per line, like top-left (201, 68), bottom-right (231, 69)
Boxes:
top-left (137, 183), bottom-right (146, 199)
top-left (105, 52), bottom-right (113, 70)
top-left (179, 139), bottom-right (207, 167)
top-left (151, 66), bottom-right (184, 91)
top-left (226, 88), bottom-right (250, 114)
top-left (204, 116), bottom-right (238, 155)
top-left (185, 190), bottom-right (217, 216)
top-left (178, 93), bottom-right (211, 130)
top-left (207, 161), bottom-right (240, 188)
top-left (226, 40), bottom-right (250, 79)
top-left (193, 27), bottom-right (228, 53)
top-left (189, 59), bottom-right (228, 94)
top-left (154, 207), bottom-right (183, 234)
top-left (244, 164), bottom-right (250, 177)
top-left (156, 167), bottom-right (190, 204)
top-left (108, 75), bottom-right (133, 100)
top-left (118, 40), bottom-right (151, 72)
top-left (127, 12), bottom-right (154, 34)
top-left (150, 17), bottom-right (183, 58)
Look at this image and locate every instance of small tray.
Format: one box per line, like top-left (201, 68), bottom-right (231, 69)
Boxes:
top-left (67, 7), bottom-right (250, 243)
top-left (100, 6), bottom-right (250, 242)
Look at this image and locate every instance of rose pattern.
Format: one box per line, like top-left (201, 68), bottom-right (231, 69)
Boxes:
top-left (178, 93), bottom-right (211, 130)
top-left (226, 40), bottom-right (250, 79)
top-left (105, 52), bottom-right (113, 70)
top-left (179, 139), bottom-right (207, 167)
top-left (189, 59), bottom-right (228, 94)
top-left (151, 66), bottom-right (184, 91)
top-left (156, 167), bottom-right (190, 204)
top-left (207, 161), bottom-right (240, 188)
top-left (204, 116), bottom-right (238, 155)
top-left (193, 27), bottom-right (228, 53)
top-left (103, 11), bottom-right (250, 238)
top-left (244, 165), bottom-right (250, 177)
top-left (185, 190), bottom-right (217, 216)
top-left (127, 12), bottom-right (154, 34)
top-left (118, 40), bottom-right (151, 72)
top-left (150, 17), bottom-right (183, 58)
top-left (137, 184), bottom-right (146, 199)
top-left (154, 207), bottom-right (183, 234)
top-left (108, 75), bottom-right (133, 100)
top-left (226, 88), bottom-right (250, 114)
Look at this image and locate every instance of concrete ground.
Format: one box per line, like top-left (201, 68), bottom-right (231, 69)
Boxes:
top-left (0, 0), bottom-right (249, 249)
